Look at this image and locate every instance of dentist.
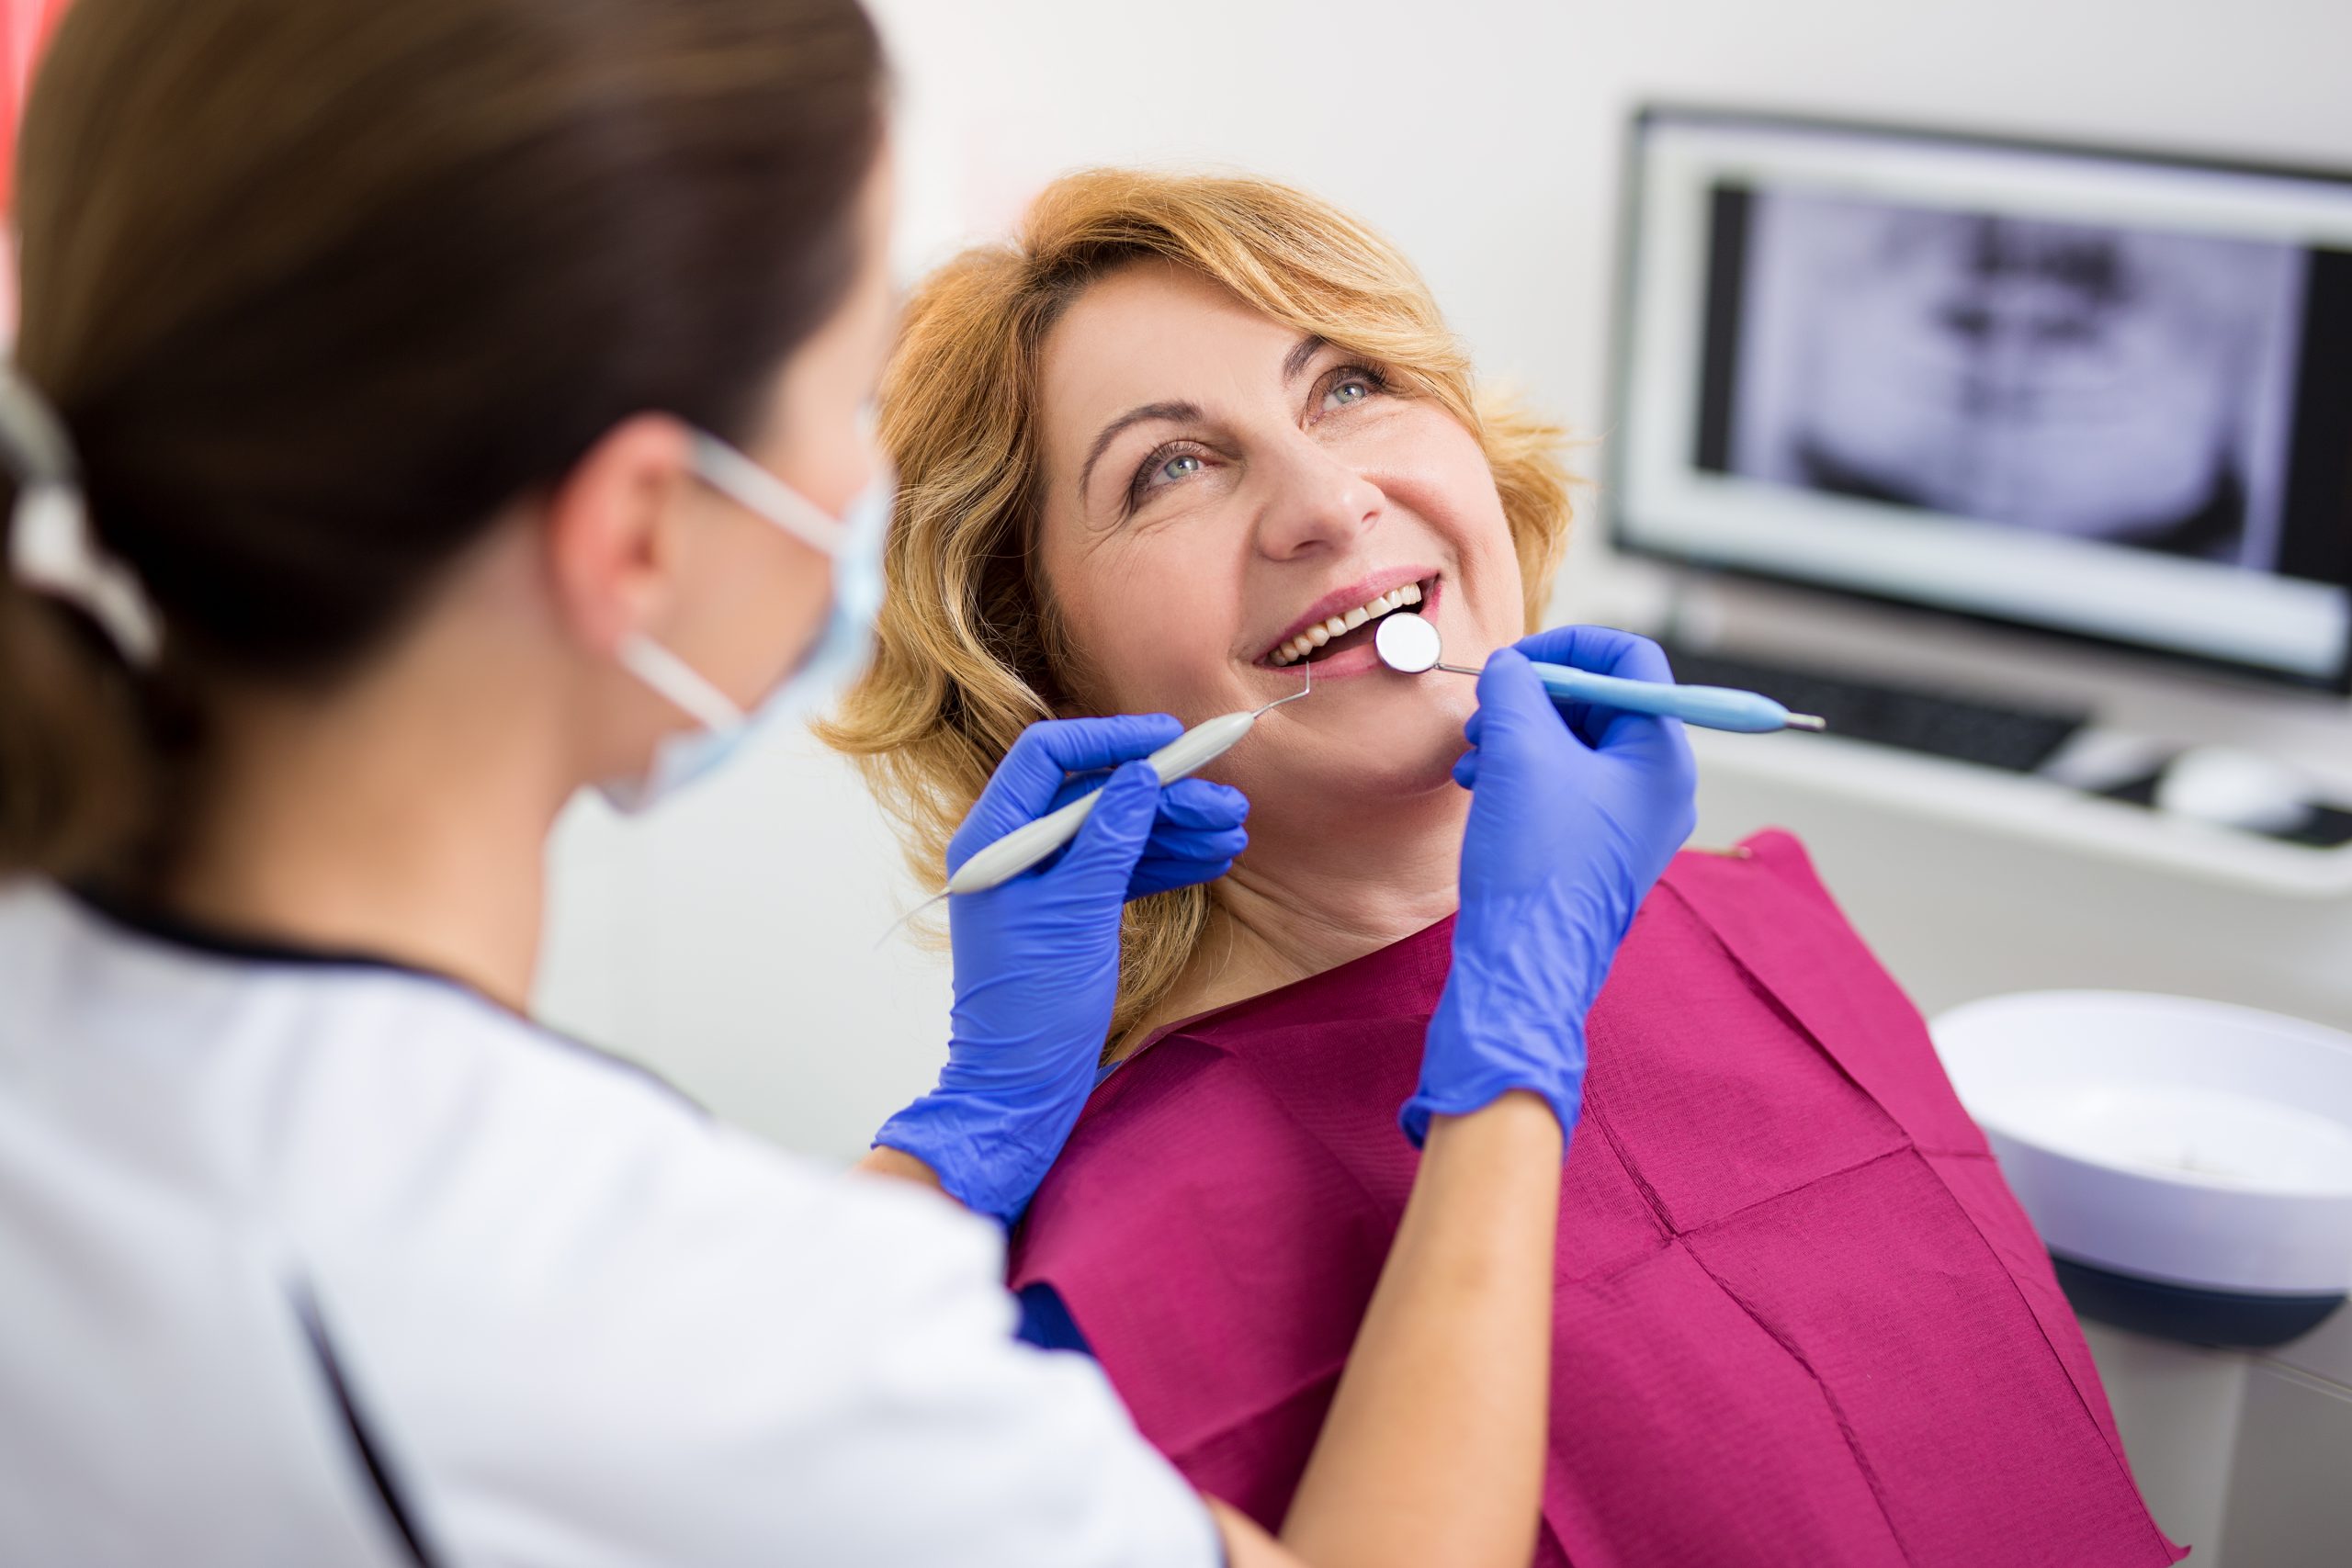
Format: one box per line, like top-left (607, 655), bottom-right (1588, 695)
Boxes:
top-left (0, 3), bottom-right (1696, 1566)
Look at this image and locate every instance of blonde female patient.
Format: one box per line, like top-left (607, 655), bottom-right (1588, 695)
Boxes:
top-left (829, 172), bottom-right (2177, 1567)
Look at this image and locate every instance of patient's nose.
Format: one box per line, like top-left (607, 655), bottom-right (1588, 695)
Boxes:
top-left (1255, 444), bottom-right (1383, 560)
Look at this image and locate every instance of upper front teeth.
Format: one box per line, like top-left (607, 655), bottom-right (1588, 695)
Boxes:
top-left (1271, 581), bottom-right (1423, 665)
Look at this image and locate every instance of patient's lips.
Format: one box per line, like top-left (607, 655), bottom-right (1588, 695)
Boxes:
top-left (1262, 572), bottom-right (1434, 671)
top-left (1268, 581), bottom-right (1423, 667)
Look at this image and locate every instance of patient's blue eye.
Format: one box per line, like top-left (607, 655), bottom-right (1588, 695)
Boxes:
top-left (1126, 443), bottom-right (1211, 510)
top-left (1319, 366), bottom-right (1387, 413)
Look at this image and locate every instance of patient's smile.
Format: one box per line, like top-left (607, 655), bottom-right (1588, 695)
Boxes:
top-left (1263, 576), bottom-right (1434, 667)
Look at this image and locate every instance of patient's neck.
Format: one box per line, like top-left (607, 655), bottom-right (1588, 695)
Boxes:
top-left (1136, 781), bottom-right (1467, 1050)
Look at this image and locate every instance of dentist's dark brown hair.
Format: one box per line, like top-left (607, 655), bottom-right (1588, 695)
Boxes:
top-left (0, 0), bottom-right (886, 880)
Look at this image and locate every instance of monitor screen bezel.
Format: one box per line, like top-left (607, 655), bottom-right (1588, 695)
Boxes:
top-left (1603, 102), bottom-right (2352, 696)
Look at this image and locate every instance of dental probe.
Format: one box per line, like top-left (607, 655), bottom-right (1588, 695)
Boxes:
top-left (944, 668), bottom-right (1314, 896)
top-left (1373, 614), bottom-right (1826, 735)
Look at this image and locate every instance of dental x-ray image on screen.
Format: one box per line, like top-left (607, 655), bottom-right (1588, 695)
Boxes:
top-left (1620, 110), bottom-right (2352, 686)
top-left (1713, 190), bottom-right (2308, 570)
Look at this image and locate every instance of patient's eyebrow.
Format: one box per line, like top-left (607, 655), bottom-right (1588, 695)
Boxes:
top-left (1078, 400), bottom-right (1200, 501)
top-left (1283, 333), bottom-right (1328, 384)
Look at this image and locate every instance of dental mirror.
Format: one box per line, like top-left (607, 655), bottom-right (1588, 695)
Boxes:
top-left (1374, 612), bottom-right (1468, 676)
top-left (1374, 611), bottom-right (1825, 734)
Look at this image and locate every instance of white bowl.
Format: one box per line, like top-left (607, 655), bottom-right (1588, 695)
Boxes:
top-left (1930, 991), bottom-right (2352, 1345)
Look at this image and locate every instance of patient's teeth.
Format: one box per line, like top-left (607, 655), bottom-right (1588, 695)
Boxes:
top-left (1272, 581), bottom-right (1431, 663)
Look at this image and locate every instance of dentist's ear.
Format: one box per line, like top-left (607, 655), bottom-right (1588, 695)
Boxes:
top-left (544, 413), bottom-right (699, 655)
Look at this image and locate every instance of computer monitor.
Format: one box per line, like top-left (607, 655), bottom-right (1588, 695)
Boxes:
top-left (1608, 106), bottom-right (2352, 693)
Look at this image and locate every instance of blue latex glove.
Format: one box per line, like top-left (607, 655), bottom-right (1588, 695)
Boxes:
top-left (1041, 767), bottom-right (1252, 899)
top-left (874, 715), bottom-right (1250, 1224)
top-left (1401, 626), bottom-right (1698, 1145)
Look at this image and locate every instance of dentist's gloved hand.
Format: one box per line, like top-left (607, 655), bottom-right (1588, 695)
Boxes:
top-left (1402, 625), bottom-right (1697, 1146)
top-left (874, 715), bottom-right (1250, 1225)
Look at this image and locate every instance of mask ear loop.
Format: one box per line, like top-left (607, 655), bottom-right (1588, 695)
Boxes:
top-left (687, 431), bottom-right (851, 555)
top-left (616, 633), bottom-right (747, 733)
top-left (610, 428), bottom-right (842, 732)
top-left (0, 371), bottom-right (161, 667)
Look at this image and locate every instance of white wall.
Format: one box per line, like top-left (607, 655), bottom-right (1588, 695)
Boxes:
top-left (540, 0), bottom-right (2352, 1155)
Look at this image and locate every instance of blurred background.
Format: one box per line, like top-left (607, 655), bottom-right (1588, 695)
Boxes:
top-left (10, 0), bottom-right (2346, 1559)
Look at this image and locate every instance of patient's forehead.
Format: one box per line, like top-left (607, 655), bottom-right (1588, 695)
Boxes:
top-left (1038, 261), bottom-right (1301, 482)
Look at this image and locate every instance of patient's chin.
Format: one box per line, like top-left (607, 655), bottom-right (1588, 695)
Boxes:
top-left (1240, 705), bottom-right (1469, 816)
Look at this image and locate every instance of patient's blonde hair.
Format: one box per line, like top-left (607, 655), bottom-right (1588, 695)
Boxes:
top-left (821, 168), bottom-right (1575, 1044)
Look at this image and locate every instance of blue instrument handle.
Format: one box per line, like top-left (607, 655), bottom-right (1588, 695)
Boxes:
top-left (1529, 661), bottom-right (1804, 735)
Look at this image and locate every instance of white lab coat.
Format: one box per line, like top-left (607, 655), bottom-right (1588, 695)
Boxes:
top-left (0, 883), bottom-right (1220, 1567)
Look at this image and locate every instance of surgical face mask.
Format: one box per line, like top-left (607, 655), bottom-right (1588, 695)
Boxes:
top-left (598, 430), bottom-right (891, 814)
